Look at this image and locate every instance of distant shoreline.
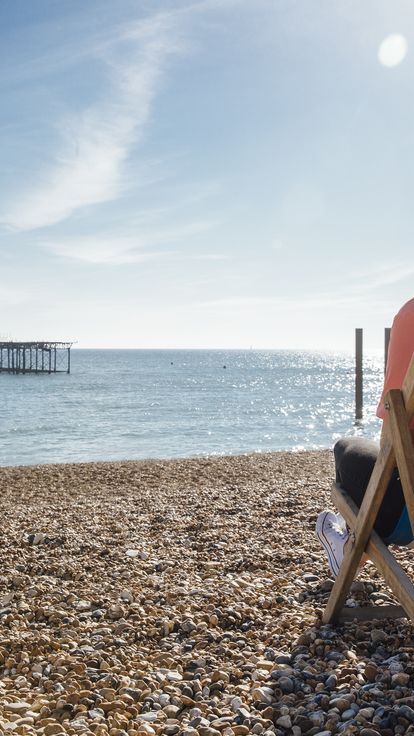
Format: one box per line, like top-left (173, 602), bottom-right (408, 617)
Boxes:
top-left (0, 447), bottom-right (335, 471)
top-left (68, 346), bottom-right (383, 354)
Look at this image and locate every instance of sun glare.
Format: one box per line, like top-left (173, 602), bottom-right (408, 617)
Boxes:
top-left (378, 34), bottom-right (408, 67)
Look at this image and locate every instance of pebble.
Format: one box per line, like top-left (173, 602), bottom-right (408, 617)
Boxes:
top-left (330, 697), bottom-right (351, 713)
top-left (392, 672), bottom-right (410, 686)
top-left (120, 588), bottom-right (133, 602)
top-left (231, 697), bottom-right (243, 712)
top-left (251, 687), bottom-right (274, 705)
top-left (4, 702), bottom-right (32, 714)
top-left (278, 676), bottom-right (294, 693)
top-left (108, 603), bottom-right (125, 619)
top-left (357, 707), bottom-right (375, 720)
top-left (325, 673), bottom-right (337, 689)
top-left (397, 705), bottom-right (414, 722)
top-left (371, 628), bottom-right (388, 643)
top-left (342, 708), bottom-right (357, 720)
top-left (364, 663), bottom-right (379, 681)
top-left (276, 715), bottom-right (292, 728)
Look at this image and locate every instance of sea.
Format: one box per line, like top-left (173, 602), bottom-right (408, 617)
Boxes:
top-left (0, 349), bottom-right (384, 467)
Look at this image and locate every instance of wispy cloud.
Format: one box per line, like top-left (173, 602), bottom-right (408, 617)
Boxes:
top-left (350, 263), bottom-right (414, 289)
top-left (0, 12), bottom-right (183, 232)
top-left (193, 291), bottom-right (393, 313)
top-left (193, 261), bottom-right (414, 312)
top-left (0, 287), bottom-right (31, 306)
top-left (42, 219), bottom-right (219, 264)
top-left (44, 237), bottom-right (160, 265)
top-left (191, 253), bottom-right (230, 261)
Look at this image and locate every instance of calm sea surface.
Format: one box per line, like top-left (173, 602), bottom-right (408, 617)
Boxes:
top-left (0, 349), bottom-right (384, 467)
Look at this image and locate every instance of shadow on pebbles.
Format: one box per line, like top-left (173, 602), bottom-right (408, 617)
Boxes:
top-left (0, 450), bottom-right (413, 736)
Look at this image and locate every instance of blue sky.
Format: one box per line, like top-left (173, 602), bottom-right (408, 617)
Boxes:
top-left (1, 0), bottom-right (414, 350)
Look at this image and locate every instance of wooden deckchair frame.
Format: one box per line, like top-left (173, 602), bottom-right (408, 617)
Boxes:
top-left (323, 353), bottom-right (414, 623)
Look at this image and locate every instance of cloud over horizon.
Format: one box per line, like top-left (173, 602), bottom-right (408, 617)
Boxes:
top-left (41, 219), bottom-right (220, 264)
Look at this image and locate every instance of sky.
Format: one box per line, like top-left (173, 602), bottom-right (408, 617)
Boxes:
top-left (1, 0), bottom-right (414, 350)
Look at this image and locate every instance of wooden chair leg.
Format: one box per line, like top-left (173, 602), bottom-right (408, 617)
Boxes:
top-left (323, 441), bottom-right (396, 623)
top-left (388, 389), bottom-right (414, 533)
top-left (331, 484), bottom-right (414, 620)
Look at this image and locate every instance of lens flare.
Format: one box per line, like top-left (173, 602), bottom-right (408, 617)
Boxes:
top-left (378, 34), bottom-right (408, 67)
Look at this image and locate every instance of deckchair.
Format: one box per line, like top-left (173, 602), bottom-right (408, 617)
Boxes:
top-left (323, 353), bottom-right (414, 623)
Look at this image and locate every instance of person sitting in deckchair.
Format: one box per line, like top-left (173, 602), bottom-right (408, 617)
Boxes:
top-left (316, 297), bottom-right (414, 577)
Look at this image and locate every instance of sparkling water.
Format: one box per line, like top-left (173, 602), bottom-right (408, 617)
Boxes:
top-left (0, 349), bottom-right (384, 467)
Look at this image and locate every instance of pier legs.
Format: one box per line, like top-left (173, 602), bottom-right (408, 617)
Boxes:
top-left (0, 343), bottom-right (72, 374)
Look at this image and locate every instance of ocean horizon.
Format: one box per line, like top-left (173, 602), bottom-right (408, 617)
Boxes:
top-left (0, 348), bottom-right (384, 467)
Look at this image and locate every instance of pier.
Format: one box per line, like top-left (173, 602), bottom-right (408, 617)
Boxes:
top-left (0, 342), bottom-right (73, 374)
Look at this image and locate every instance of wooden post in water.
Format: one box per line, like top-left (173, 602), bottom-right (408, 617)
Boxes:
top-left (384, 327), bottom-right (391, 374)
top-left (355, 328), bottom-right (363, 421)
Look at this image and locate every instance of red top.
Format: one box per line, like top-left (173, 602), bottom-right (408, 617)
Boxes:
top-left (377, 297), bottom-right (414, 426)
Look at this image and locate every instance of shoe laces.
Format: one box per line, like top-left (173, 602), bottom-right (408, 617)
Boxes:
top-left (326, 520), bottom-right (348, 539)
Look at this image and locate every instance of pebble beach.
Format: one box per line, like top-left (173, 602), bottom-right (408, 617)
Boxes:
top-left (1, 450), bottom-right (414, 736)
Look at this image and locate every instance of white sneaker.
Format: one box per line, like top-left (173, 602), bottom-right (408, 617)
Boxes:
top-left (316, 510), bottom-right (349, 578)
